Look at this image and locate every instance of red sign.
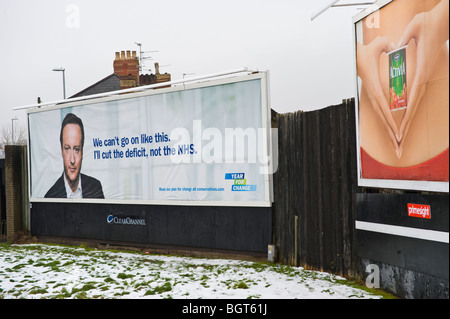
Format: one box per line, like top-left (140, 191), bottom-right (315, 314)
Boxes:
top-left (407, 203), bottom-right (431, 219)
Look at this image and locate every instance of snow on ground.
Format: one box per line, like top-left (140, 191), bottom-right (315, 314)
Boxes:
top-left (0, 243), bottom-right (383, 299)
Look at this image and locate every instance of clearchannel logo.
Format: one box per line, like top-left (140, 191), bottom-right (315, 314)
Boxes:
top-left (107, 214), bottom-right (146, 226)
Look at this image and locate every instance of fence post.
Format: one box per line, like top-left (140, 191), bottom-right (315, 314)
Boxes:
top-left (294, 215), bottom-right (298, 266)
top-left (5, 145), bottom-right (27, 242)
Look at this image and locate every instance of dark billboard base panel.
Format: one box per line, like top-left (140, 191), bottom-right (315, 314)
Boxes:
top-left (356, 193), bottom-right (449, 299)
top-left (360, 250), bottom-right (449, 299)
top-left (30, 202), bottom-right (272, 254)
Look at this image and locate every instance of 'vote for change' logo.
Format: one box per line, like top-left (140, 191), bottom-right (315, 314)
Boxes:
top-left (225, 173), bottom-right (256, 191)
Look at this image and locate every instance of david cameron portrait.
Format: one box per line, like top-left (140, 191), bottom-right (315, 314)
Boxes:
top-left (45, 113), bottom-right (104, 199)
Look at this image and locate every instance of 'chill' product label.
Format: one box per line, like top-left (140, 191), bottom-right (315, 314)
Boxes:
top-left (388, 47), bottom-right (407, 110)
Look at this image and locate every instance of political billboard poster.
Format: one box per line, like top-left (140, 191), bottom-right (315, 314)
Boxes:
top-left (353, 0), bottom-right (449, 192)
top-left (28, 72), bottom-right (273, 206)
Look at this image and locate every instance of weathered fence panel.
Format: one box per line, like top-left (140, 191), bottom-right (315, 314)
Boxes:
top-left (273, 98), bottom-right (359, 278)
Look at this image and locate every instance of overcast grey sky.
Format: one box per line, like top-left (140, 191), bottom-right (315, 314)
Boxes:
top-left (0, 0), bottom-right (365, 134)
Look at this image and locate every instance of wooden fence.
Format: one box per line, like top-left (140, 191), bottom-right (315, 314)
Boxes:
top-left (272, 98), bottom-right (360, 278)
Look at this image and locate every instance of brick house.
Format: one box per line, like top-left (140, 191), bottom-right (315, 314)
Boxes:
top-left (70, 50), bottom-right (171, 98)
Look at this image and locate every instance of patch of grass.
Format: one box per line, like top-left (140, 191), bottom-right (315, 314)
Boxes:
top-left (271, 264), bottom-right (302, 277)
top-left (200, 275), bottom-right (209, 281)
top-left (74, 291), bottom-right (89, 299)
top-left (145, 282), bottom-right (172, 295)
top-left (141, 259), bottom-right (164, 266)
top-left (114, 291), bottom-right (131, 297)
top-left (200, 281), bottom-right (210, 288)
top-left (321, 288), bottom-right (335, 295)
top-left (240, 262), bottom-right (271, 273)
top-left (54, 283), bottom-right (97, 298)
top-left (104, 276), bottom-right (117, 284)
top-left (233, 281), bottom-right (249, 289)
top-left (180, 262), bottom-right (216, 272)
top-left (62, 260), bottom-right (75, 267)
top-left (53, 283), bottom-right (66, 289)
top-left (71, 283), bottom-right (97, 295)
top-left (134, 280), bottom-right (153, 290)
top-left (29, 287), bottom-right (48, 295)
top-left (12, 263), bottom-right (27, 270)
top-left (51, 287), bottom-right (71, 299)
top-left (117, 273), bottom-right (134, 280)
top-left (335, 279), bottom-right (398, 299)
top-left (34, 259), bottom-right (61, 271)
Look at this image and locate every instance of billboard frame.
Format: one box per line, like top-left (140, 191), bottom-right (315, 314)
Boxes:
top-left (352, 0), bottom-right (449, 193)
top-left (26, 71), bottom-right (274, 207)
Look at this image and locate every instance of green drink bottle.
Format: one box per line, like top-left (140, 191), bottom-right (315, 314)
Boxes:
top-left (388, 46), bottom-right (407, 110)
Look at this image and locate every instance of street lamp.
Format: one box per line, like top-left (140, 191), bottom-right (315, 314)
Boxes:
top-left (52, 67), bottom-right (66, 99)
top-left (11, 117), bottom-right (18, 145)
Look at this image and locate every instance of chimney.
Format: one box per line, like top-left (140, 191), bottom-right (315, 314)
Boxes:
top-left (113, 50), bottom-right (139, 89)
top-left (155, 62), bottom-right (171, 86)
top-left (137, 61), bottom-right (172, 88)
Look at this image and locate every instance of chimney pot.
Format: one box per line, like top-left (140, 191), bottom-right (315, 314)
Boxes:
top-left (114, 49), bottom-right (140, 89)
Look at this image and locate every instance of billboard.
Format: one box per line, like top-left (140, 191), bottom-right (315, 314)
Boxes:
top-left (353, 0), bottom-right (449, 192)
top-left (28, 72), bottom-right (273, 206)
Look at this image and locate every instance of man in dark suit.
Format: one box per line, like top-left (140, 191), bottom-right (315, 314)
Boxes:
top-left (45, 113), bottom-right (104, 199)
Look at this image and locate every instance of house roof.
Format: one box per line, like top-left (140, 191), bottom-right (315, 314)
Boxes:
top-left (70, 69), bottom-right (170, 99)
top-left (69, 74), bottom-right (120, 98)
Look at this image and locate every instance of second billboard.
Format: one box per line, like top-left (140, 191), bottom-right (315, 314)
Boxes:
top-left (28, 73), bottom-right (272, 206)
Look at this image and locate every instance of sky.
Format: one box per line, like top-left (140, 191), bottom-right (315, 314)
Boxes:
top-left (0, 0), bottom-right (366, 136)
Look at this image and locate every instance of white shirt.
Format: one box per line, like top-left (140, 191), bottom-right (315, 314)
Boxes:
top-left (64, 174), bottom-right (82, 199)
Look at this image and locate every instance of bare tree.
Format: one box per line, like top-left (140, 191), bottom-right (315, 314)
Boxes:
top-left (1, 123), bottom-right (27, 146)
